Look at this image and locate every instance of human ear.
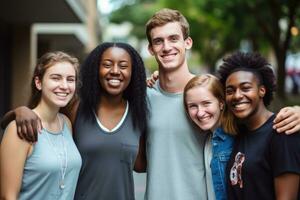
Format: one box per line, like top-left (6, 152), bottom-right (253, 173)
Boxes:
top-left (259, 85), bottom-right (266, 98)
top-left (148, 44), bottom-right (155, 55)
top-left (219, 101), bottom-right (224, 111)
top-left (184, 37), bottom-right (193, 50)
top-left (34, 76), bottom-right (42, 91)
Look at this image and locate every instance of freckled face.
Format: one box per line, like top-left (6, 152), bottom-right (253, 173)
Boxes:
top-left (98, 47), bottom-right (132, 97)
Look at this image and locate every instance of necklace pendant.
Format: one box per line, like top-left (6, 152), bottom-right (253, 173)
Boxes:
top-left (59, 180), bottom-right (65, 189)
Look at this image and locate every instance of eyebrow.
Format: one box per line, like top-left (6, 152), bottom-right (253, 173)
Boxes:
top-left (226, 81), bottom-right (252, 88)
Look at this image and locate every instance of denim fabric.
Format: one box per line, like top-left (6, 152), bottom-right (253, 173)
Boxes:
top-left (210, 127), bottom-right (234, 200)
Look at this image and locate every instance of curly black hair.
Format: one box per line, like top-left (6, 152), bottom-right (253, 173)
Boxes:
top-left (217, 51), bottom-right (276, 106)
top-left (79, 42), bottom-right (148, 132)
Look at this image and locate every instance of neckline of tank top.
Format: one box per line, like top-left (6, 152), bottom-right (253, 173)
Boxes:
top-left (42, 114), bottom-right (64, 135)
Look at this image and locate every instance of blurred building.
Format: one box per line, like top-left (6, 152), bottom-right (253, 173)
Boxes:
top-left (0, 0), bottom-right (100, 119)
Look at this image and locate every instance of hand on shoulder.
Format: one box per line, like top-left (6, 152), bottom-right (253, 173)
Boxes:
top-left (273, 105), bottom-right (300, 134)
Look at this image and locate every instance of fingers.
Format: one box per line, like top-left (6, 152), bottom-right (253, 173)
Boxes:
top-left (273, 107), bottom-right (289, 124)
top-left (152, 70), bottom-right (159, 80)
top-left (16, 123), bottom-right (24, 140)
top-left (275, 119), bottom-right (297, 133)
top-left (146, 78), bottom-right (156, 88)
top-left (273, 106), bottom-right (300, 134)
top-left (16, 119), bottom-right (39, 142)
top-left (285, 123), bottom-right (300, 135)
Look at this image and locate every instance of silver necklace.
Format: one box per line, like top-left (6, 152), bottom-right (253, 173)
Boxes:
top-left (45, 115), bottom-right (68, 190)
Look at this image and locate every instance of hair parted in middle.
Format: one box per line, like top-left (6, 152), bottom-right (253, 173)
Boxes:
top-left (79, 42), bottom-right (148, 133)
top-left (146, 8), bottom-right (190, 45)
top-left (184, 74), bottom-right (237, 135)
top-left (28, 51), bottom-right (79, 109)
top-left (217, 51), bottom-right (276, 106)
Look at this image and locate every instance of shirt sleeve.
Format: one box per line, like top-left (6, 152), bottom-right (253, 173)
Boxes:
top-left (270, 130), bottom-right (300, 177)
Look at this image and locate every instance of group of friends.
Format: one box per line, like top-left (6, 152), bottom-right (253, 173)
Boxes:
top-left (0, 8), bottom-right (300, 200)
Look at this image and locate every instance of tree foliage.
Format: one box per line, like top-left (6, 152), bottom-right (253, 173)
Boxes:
top-left (109, 0), bottom-right (300, 98)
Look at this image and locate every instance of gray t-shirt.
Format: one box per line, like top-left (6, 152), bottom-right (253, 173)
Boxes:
top-left (145, 82), bottom-right (207, 200)
top-left (73, 104), bottom-right (141, 200)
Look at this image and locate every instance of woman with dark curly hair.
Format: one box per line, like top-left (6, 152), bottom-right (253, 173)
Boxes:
top-left (217, 51), bottom-right (300, 200)
top-left (73, 42), bottom-right (148, 200)
top-left (2, 42), bottom-right (149, 200)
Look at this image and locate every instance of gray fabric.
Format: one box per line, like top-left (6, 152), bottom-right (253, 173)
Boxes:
top-left (145, 82), bottom-right (207, 200)
top-left (74, 105), bottom-right (141, 200)
top-left (20, 117), bottom-right (82, 200)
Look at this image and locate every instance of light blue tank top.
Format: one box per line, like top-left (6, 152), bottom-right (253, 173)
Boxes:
top-left (19, 115), bottom-right (82, 200)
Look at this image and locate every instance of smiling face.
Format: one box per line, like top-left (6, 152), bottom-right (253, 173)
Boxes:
top-left (35, 61), bottom-right (76, 108)
top-left (225, 71), bottom-right (266, 121)
top-left (148, 22), bottom-right (192, 72)
top-left (98, 47), bottom-right (132, 97)
top-left (185, 86), bottom-right (223, 132)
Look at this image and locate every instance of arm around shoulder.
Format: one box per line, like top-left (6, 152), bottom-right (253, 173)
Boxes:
top-left (0, 121), bottom-right (31, 200)
top-left (273, 105), bottom-right (300, 134)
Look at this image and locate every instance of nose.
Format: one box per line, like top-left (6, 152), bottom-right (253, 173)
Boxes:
top-left (196, 106), bottom-right (206, 118)
top-left (59, 79), bottom-right (68, 89)
top-left (233, 89), bottom-right (243, 99)
top-left (110, 64), bottom-right (120, 75)
top-left (162, 41), bottom-right (172, 52)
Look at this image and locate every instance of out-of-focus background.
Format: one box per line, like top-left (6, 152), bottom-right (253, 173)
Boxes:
top-left (0, 0), bottom-right (299, 199)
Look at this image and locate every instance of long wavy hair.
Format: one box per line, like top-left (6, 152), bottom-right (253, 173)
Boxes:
top-left (28, 51), bottom-right (79, 109)
top-left (79, 42), bottom-right (148, 133)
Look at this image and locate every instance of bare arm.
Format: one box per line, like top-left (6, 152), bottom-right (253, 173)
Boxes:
top-left (273, 105), bottom-right (300, 134)
top-left (274, 173), bottom-right (299, 200)
top-left (134, 134), bottom-right (147, 173)
top-left (1, 106), bottom-right (41, 142)
top-left (0, 121), bottom-right (31, 200)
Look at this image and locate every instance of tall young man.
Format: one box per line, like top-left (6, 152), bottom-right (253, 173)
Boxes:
top-left (144, 8), bottom-right (207, 200)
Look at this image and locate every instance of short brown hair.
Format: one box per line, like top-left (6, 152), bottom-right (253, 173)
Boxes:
top-left (146, 8), bottom-right (190, 44)
top-left (184, 74), bottom-right (237, 135)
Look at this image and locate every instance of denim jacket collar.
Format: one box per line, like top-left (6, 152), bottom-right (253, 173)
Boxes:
top-left (212, 127), bottom-right (227, 141)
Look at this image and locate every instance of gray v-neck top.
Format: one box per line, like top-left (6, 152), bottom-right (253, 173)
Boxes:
top-left (73, 104), bottom-right (141, 200)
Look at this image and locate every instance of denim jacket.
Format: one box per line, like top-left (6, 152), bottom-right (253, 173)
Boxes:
top-left (210, 127), bottom-right (234, 200)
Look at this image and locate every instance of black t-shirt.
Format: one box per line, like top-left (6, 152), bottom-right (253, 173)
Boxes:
top-left (227, 114), bottom-right (300, 200)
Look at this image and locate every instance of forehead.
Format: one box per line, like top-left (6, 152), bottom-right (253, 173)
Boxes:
top-left (101, 47), bottom-right (131, 61)
top-left (226, 71), bottom-right (258, 86)
top-left (45, 62), bottom-right (75, 76)
top-left (150, 22), bottom-right (183, 40)
top-left (186, 86), bottom-right (217, 101)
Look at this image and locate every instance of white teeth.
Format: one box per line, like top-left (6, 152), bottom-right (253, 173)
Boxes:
top-left (56, 93), bottom-right (68, 97)
top-left (108, 79), bottom-right (121, 86)
top-left (233, 102), bottom-right (249, 109)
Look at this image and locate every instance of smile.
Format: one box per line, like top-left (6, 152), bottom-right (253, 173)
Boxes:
top-left (55, 92), bottom-right (68, 97)
top-left (231, 102), bottom-right (250, 110)
top-left (161, 53), bottom-right (177, 60)
top-left (107, 79), bottom-right (122, 86)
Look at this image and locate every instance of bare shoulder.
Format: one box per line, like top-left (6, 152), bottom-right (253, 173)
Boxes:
top-left (60, 113), bottom-right (73, 134)
top-left (1, 120), bottom-right (30, 147)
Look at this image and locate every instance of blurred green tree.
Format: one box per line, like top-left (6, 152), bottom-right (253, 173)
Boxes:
top-left (109, 0), bottom-right (300, 99)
